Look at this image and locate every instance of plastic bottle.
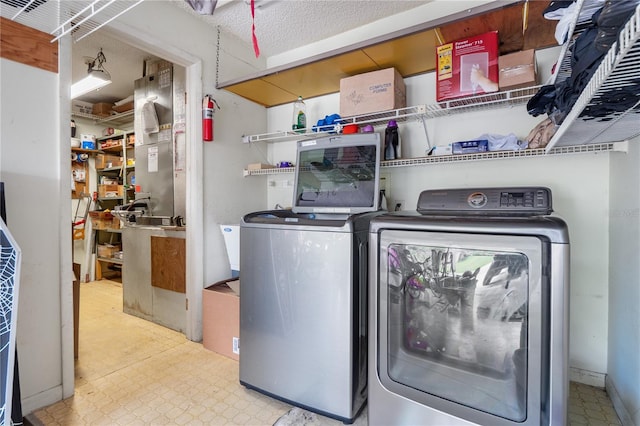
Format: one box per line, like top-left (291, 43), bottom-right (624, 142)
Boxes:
top-left (384, 120), bottom-right (400, 160)
top-left (292, 96), bottom-right (307, 133)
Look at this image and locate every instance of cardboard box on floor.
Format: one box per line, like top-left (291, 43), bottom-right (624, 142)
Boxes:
top-left (202, 278), bottom-right (239, 361)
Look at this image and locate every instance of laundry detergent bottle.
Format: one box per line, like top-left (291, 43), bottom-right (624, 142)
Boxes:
top-left (384, 120), bottom-right (400, 160)
top-left (292, 96), bottom-right (307, 133)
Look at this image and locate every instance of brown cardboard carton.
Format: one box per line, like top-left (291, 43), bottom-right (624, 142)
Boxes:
top-left (92, 102), bottom-right (113, 117)
top-left (72, 100), bottom-right (93, 114)
top-left (247, 163), bottom-right (276, 170)
top-left (203, 279), bottom-right (240, 360)
top-left (340, 68), bottom-right (406, 117)
top-left (98, 184), bottom-right (123, 198)
top-left (113, 101), bottom-right (134, 113)
top-left (97, 243), bottom-right (121, 258)
top-left (96, 154), bottom-right (123, 169)
top-left (89, 211), bottom-right (119, 230)
top-left (499, 49), bottom-right (537, 91)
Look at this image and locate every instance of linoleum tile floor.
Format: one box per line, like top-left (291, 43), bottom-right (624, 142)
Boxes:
top-left (31, 280), bottom-right (621, 426)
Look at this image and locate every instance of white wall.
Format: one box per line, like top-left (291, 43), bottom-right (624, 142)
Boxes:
top-left (8, 0), bottom-right (634, 416)
top-left (608, 136), bottom-right (640, 425)
top-left (262, 47), bottom-right (614, 382)
top-left (111, 1), bottom-right (268, 289)
top-left (0, 0), bottom-right (268, 415)
top-left (1, 57), bottom-right (71, 412)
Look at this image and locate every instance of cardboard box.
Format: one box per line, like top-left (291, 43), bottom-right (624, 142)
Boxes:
top-left (100, 138), bottom-right (123, 150)
top-left (499, 49), bottom-right (537, 91)
top-left (340, 67), bottom-right (406, 117)
top-left (98, 184), bottom-right (123, 198)
top-left (430, 145), bottom-right (453, 156)
top-left (92, 102), bottom-right (113, 117)
top-left (95, 154), bottom-right (106, 169)
top-left (89, 211), bottom-right (120, 230)
top-left (246, 163), bottom-right (275, 170)
top-left (97, 243), bottom-right (122, 258)
top-left (436, 31), bottom-right (499, 102)
top-left (96, 154), bottom-right (123, 169)
top-left (203, 279), bottom-right (240, 360)
top-left (72, 100), bottom-right (93, 114)
top-left (113, 101), bottom-right (134, 113)
top-left (452, 140), bottom-right (489, 154)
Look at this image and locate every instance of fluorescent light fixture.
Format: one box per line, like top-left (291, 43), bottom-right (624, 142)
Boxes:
top-left (71, 48), bottom-right (112, 100)
top-left (70, 69), bottom-right (112, 99)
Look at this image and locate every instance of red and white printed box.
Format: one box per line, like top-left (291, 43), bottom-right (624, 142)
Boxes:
top-left (436, 31), bottom-right (499, 102)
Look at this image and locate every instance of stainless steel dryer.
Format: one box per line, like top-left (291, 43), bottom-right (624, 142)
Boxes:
top-left (368, 187), bottom-right (570, 425)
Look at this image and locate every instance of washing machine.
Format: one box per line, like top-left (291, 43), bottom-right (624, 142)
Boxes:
top-left (368, 187), bottom-right (570, 425)
top-left (239, 133), bottom-right (384, 423)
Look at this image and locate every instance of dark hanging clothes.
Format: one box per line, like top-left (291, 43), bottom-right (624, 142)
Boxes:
top-left (527, 25), bottom-right (607, 123)
top-left (594, 0), bottom-right (640, 52)
top-left (527, 2), bottom-right (640, 124)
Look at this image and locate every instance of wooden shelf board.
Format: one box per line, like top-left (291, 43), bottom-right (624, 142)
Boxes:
top-left (218, 1), bottom-right (558, 107)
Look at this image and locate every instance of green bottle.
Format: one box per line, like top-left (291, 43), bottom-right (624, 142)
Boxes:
top-left (292, 96), bottom-right (306, 133)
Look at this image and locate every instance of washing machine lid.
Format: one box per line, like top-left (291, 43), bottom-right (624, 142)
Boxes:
top-left (417, 187), bottom-right (552, 216)
top-left (291, 133), bottom-right (381, 215)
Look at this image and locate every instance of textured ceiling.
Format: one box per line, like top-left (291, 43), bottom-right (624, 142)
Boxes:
top-left (171, 0), bottom-right (431, 58)
top-left (73, 0), bottom-right (430, 104)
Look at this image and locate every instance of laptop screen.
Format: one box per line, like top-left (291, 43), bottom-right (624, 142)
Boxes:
top-left (292, 133), bottom-right (381, 214)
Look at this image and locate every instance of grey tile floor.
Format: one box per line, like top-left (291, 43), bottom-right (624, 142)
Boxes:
top-left (31, 280), bottom-right (621, 425)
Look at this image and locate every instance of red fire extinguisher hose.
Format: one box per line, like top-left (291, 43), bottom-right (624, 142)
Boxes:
top-left (202, 95), bottom-right (219, 141)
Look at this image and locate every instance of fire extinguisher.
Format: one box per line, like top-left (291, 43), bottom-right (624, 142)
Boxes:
top-left (202, 95), bottom-right (219, 142)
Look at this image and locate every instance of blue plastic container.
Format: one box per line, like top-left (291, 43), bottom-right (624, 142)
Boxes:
top-left (81, 141), bottom-right (95, 150)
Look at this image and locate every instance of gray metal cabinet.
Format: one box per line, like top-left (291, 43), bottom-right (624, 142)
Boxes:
top-left (122, 226), bottom-right (186, 332)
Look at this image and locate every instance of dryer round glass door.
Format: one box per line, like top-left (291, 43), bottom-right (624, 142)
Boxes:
top-left (377, 230), bottom-right (546, 425)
